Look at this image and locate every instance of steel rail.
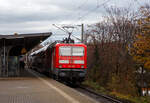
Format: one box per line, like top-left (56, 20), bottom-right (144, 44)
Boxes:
top-left (78, 86), bottom-right (124, 103)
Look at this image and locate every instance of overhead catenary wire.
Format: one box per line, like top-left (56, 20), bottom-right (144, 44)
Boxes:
top-left (72, 0), bottom-right (112, 37)
top-left (52, 24), bottom-right (81, 41)
top-left (52, 0), bottom-right (144, 42)
top-left (55, 0), bottom-right (89, 24)
top-left (76, 0), bottom-right (89, 9)
top-left (85, 0), bottom-right (139, 26)
top-left (76, 0), bottom-right (111, 22)
top-left (134, 0), bottom-right (141, 6)
top-left (51, 0), bottom-right (112, 42)
top-left (60, 0), bottom-right (111, 25)
top-left (60, 0), bottom-right (112, 37)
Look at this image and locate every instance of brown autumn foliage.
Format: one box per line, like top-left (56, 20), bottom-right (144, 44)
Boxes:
top-left (85, 7), bottom-right (139, 96)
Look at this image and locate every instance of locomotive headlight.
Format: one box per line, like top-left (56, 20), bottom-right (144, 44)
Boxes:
top-left (74, 60), bottom-right (84, 64)
top-left (81, 65), bottom-right (84, 68)
top-left (59, 65), bottom-right (62, 68)
top-left (59, 60), bottom-right (69, 64)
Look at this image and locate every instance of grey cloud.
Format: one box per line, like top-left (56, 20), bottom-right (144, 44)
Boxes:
top-left (0, 0), bottom-right (149, 34)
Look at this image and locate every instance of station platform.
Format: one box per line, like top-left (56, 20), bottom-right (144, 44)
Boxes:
top-left (0, 69), bottom-right (98, 103)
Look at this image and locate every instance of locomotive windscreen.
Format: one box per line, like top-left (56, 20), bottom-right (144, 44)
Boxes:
top-left (59, 46), bottom-right (84, 56)
top-left (59, 46), bottom-right (71, 56)
top-left (72, 47), bottom-right (84, 56)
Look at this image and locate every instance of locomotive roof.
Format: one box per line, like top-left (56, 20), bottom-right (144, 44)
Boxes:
top-left (30, 44), bottom-right (49, 56)
top-left (30, 41), bottom-right (59, 56)
top-left (30, 41), bottom-right (86, 56)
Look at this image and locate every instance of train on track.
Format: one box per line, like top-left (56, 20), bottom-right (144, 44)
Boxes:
top-left (28, 39), bottom-right (87, 84)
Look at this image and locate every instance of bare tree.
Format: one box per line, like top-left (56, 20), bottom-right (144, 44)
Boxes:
top-left (85, 6), bottom-right (138, 96)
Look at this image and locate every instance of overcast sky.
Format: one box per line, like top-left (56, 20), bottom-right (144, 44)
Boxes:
top-left (0, 0), bottom-right (149, 41)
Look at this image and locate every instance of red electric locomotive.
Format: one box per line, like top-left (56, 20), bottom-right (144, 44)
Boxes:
top-left (30, 40), bottom-right (87, 84)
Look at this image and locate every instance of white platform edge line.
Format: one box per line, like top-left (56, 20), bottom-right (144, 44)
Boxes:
top-left (28, 69), bottom-right (80, 103)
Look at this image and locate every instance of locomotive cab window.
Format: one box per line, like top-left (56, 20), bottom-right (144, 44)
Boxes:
top-left (59, 46), bottom-right (84, 56)
top-left (72, 47), bottom-right (84, 56)
top-left (59, 46), bottom-right (71, 56)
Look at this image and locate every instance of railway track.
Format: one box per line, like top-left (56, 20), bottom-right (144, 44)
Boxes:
top-left (75, 86), bottom-right (132, 103)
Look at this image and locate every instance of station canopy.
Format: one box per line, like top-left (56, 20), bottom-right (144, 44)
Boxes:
top-left (0, 32), bottom-right (52, 53)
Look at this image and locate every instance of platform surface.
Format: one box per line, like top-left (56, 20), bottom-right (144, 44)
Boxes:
top-left (0, 69), bottom-right (98, 103)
